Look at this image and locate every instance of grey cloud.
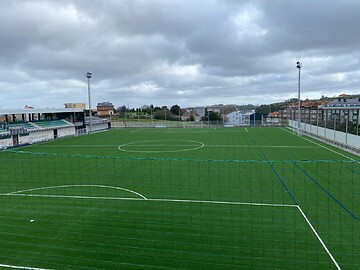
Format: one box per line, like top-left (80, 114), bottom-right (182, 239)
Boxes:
top-left (0, 0), bottom-right (359, 108)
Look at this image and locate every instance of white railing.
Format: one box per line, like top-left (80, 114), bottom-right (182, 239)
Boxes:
top-left (288, 120), bottom-right (360, 151)
top-left (29, 135), bottom-right (50, 144)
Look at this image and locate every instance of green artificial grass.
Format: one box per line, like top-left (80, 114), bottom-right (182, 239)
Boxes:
top-left (0, 127), bottom-right (359, 269)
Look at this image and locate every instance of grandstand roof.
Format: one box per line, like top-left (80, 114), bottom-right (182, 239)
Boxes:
top-left (0, 108), bottom-right (84, 115)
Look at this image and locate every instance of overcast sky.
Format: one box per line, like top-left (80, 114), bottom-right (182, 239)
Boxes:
top-left (1, 0), bottom-right (360, 109)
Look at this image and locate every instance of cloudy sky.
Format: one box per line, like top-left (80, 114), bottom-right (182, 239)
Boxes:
top-left (1, 0), bottom-right (360, 109)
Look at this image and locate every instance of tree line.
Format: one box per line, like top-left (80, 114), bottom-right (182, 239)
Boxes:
top-left (115, 104), bottom-right (223, 121)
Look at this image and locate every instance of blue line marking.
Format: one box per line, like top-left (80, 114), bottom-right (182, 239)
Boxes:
top-left (290, 159), bottom-right (358, 220)
top-left (260, 149), bottom-right (298, 205)
top-left (246, 130), bottom-right (298, 205)
top-left (346, 167), bottom-right (360, 175)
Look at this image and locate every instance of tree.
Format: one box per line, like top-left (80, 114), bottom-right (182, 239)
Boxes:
top-left (238, 104), bottom-right (256, 111)
top-left (256, 103), bottom-right (284, 115)
top-left (170, 105), bottom-right (181, 116)
top-left (209, 111), bottom-right (222, 121)
top-left (116, 106), bottom-right (127, 117)
top-left (153, 108), bottom-right (176, 120)
top-left (201, 111), bottom-right (222, 121)
top-left (256, 104), bottom-right (270, 115)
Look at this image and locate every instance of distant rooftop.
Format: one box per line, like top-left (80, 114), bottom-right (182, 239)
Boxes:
top-left (322, 97), bottom-right (360, 109)
top-left (97, 101), bottom-right (114, 107)
top-left (0, 108), bottom-right (84, 115)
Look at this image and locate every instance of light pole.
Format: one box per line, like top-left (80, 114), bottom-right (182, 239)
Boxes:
top-left (86, 72), bottom-right (93, 133)
top-left (296, 62), bottom-right (302, 135)
top-left (345, 115), bottom-right (348, 145)
top-left (316, 106), bottom-right (319, 136)
top-left (150, 106), bottom-right (153, 122)
top-left (269, 104), bottom-right (271, 127)
top-left (253, 106), bottom-right (256, 127)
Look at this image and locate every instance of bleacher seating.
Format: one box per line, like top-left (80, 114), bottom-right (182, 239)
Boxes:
top-left (33, 120), bottom-right (72, 129)
top-left (0, 120), bottom-right (73, 135)
top-left (0, 127), bottom-right (9, 134)
top-left (1, 120), bottom-right (72, 133)
top-left (8, 122), bottom-right (37, 130)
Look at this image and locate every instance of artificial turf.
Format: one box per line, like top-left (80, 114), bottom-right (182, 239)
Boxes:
top-left (0, 127), bottom-right (359, 269)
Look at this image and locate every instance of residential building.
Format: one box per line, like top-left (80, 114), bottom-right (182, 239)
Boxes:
top-left (192, 107), bottom-right (206, 118)
top-left (321, 97), bottom-right (360, 125)
top-left (226, 111), bottom-right (244, 126)
top-left (225, 110), bottom-right (261, 126)
top-left (181, 109), bottom-right (200, 121)
top-left (287, 101), bottom-right (324, 125)
top-left (96, 102), bottom-right (115, 117)
top-left (266, 112), bottom-right (280, 126)
top-left (207, 104), bottom-right (223, 114)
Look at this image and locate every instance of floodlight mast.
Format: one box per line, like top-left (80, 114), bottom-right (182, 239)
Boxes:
top-left (86, 72), bottom-right (93, 133)
top-left (296, 62), bottom-right (302, 135)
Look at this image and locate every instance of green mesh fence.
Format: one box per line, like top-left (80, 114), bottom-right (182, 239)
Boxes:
top-left (0, 150), bottom-right (359, 269)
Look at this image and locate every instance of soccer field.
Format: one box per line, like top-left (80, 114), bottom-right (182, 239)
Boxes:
top-left (0, 127), bottom-right (359, 269)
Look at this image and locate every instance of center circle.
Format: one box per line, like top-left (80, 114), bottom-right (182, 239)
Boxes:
top-left (118, 140), bottom-right (205, 153)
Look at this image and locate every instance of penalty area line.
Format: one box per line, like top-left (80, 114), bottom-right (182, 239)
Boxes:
top-left (296, 205), bottom-right (341, 270)
top-left (147, 198), bottom-right (297, 208)
top-left (0, 193), bottom-right (296, 207)
top-left (0, 263), bottom-right (52, 270)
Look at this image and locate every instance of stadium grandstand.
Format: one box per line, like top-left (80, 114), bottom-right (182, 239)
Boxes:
top-left (0, 108), bottom-right (108, 149)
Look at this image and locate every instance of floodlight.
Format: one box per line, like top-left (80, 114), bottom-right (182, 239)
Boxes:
top-left (86, 72), bottom-right (93, 133)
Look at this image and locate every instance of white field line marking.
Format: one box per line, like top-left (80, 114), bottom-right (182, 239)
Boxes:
top-left (0, 190), bottom-right (340, 269)
top-left (298, 134), bottom-right (356, 162)
top-left (34, 145), bottom-right (120, 147)
top-left (282, 127), bottom-right (356, 162)
top-left (7, 185), bottom-right (147, 200)
top-left (123, 144), bottom-right (204, 147)
top-left (0, 264), bottom-right (51, 270)
top-left (195, 130), bottom-right (249, 133)
top-left (245, 128), bottom-right (248, 132)
top-left (1, 193), bottom-right (145, 201)
top-left (130, 129), bottom-right (146, 133)
top-left (205, 145), bottom-right (319, 148)
top-left (132, 129), bottom-right (248, 134)
top-left (30, 144), bottom-right (319, 149)
top-left (296, 205), bottom-right (341, 270)
top-left (146, 198), bottom-right (296, 207)
top-left (118, 140), bottom-right (205, 153)
top-left (0, 193), bottom-right (296, 207)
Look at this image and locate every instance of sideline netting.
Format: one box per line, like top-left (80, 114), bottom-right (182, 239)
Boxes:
top-left (0, 150), bottom-right (359, 269)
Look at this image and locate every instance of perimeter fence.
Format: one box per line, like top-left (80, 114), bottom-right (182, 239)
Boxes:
top-left (0, 150), bottom-right (359, 269)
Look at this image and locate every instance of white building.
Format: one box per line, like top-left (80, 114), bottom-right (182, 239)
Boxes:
top-left (192, 107), bottom-right (206, 118)
top-left (225, 110), bottom-right (256, 126)
top-left (226, 111), bottom-right (244, 126)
